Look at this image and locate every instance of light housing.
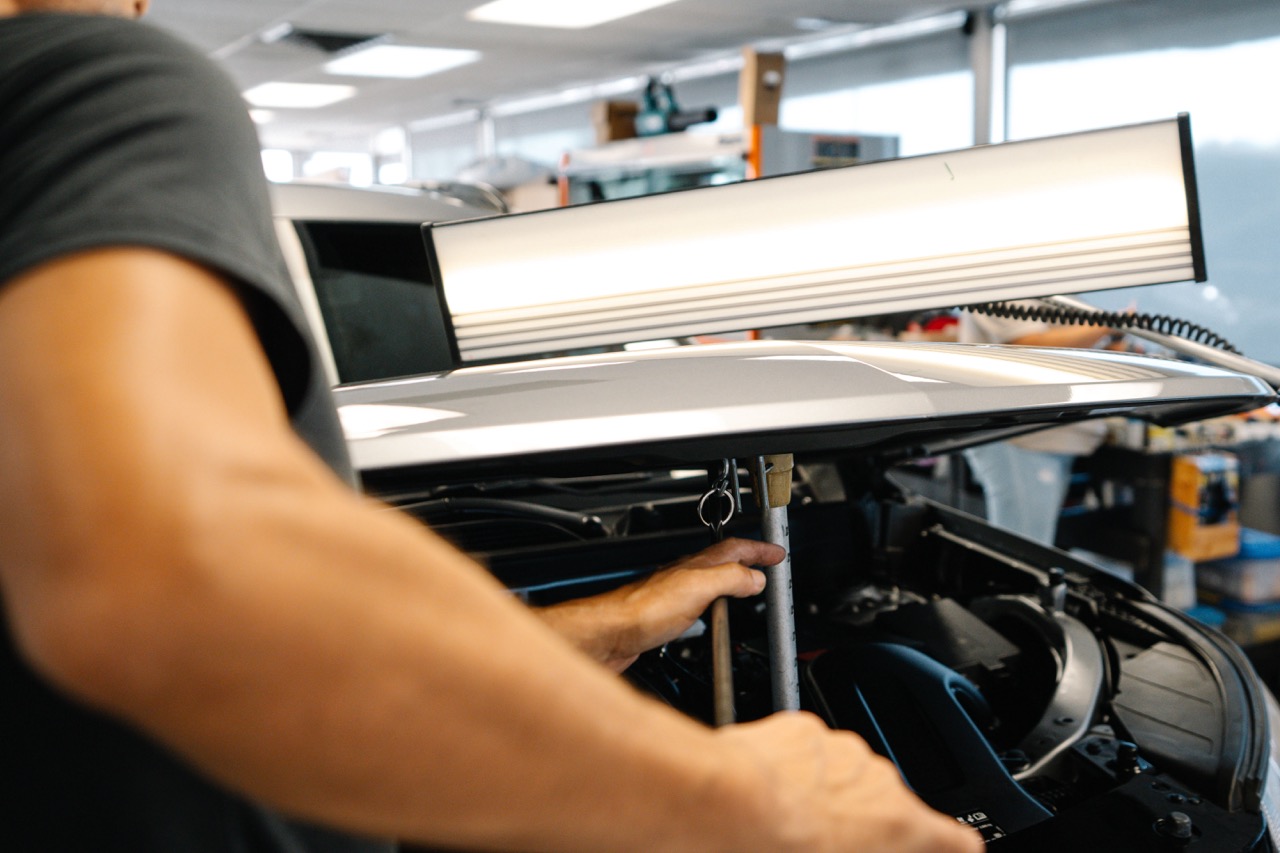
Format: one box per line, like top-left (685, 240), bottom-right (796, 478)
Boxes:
top-left (424, 117), bottom-right (1204, 364)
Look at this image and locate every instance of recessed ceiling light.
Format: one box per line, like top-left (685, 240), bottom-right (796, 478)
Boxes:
top-left (242, 82), bottom-right (357, 108)
top-left (324, 45), bottom-right (480, 79)
top-left (467, 0), bottom-right (682, 29)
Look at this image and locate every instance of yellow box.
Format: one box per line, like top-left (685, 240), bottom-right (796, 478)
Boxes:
top-left (1167, 451), bottom-right (1240, 562)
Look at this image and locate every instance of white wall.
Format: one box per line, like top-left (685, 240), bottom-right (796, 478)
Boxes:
top-left (1006, 0), bottom-right (1280, 364)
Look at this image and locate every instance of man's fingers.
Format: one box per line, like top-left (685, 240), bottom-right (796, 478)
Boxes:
top-left (694, 563), bottom-right (767, 598)
top-left (677, 537), bottom-right (785, 570)
top-left (646, 562), bottom-right (765, 605)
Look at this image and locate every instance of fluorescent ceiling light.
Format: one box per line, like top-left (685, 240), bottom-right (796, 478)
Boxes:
top-left (467, 0), bottom-right (681, 29)
top-left (242, 82), bottom-right (356, 108)
top-left (1003, 0), bottom-right (1108, 16)
top-left (425, 118), bottom-right (1204, 364)
top-left (324, 45), bottom-right (480, 79)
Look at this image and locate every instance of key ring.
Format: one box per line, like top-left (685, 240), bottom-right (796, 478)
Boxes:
top-left (698, 459), bottom-right (736, 535)
top-left (698, 485), bottom-right (735, 532)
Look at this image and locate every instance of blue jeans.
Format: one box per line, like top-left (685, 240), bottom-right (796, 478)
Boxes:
top-left (963, 442), bottom-right (1076, 545)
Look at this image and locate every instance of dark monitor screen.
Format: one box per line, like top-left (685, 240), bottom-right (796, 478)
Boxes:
top-left (294, 220), bottom-right (456, 384)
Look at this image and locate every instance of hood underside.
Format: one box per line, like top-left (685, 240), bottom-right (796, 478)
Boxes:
top-left (335, 340), bottom-right (1274, 479)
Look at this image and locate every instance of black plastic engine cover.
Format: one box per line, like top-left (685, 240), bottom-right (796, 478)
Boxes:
top-left (805, 643), bottom-right (1052, 843)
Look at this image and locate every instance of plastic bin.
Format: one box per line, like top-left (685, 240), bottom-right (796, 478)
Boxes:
top-left (1198, 527), bottom-right (1280, 603)
top-left (1215, 598), bottom-right (1280, 646)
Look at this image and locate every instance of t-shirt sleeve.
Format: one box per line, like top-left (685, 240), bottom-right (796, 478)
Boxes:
top-left (0, 15), bottom-right (310, 412)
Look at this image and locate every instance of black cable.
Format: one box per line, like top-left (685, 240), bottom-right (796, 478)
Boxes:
top-left (961, 301), bottom-right (1241, 355)
top-left (396, 496), bottom-right (609, 539)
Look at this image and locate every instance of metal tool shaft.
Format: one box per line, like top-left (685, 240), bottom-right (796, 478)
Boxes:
top-left (756, 455), bottom-right (800, 712)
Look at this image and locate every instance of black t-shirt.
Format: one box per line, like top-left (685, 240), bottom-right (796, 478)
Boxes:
top-left (0, 13), bottom-right (388, 852)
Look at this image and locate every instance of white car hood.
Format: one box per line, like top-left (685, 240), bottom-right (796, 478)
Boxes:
top-left (334, 340), bottom-right (1273, 478)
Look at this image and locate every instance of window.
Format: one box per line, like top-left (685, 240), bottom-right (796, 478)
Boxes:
top-left (1007, 0), bottom-right (1280, 364)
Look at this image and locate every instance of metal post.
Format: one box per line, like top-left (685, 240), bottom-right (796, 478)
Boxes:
top-left (477, 108), bottom-right (497, 159)
top-left (755, 454), bottom-right (799, 711)
top-left (968, 5), bottom-right (1008, 146)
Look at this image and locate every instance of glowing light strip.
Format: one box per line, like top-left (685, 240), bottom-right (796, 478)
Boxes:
top-left (428, 118), bottom-right (1201, 363)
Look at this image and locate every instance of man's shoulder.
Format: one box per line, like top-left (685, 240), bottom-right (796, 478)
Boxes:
top-left (1, 11), bottom-right (251, 163)
top-left (1, 11), bottom-right (184, 46)
top-left (1, 13), bottom-right (211, 82)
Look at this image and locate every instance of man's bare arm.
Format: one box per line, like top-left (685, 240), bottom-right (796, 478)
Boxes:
top-left (0, 248), bottom-right (979, 853)
top-left (1009, 323), bottom-right (1113, 349)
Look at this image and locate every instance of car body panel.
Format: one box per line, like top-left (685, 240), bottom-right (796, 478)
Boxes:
top-left (269, 181), bottom-right (493, 224)
top-left (335, 339), bottom-right (1273, 477)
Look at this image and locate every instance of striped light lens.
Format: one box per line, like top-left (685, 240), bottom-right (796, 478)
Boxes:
top-left (428, 117), bottom-right (1202, 363)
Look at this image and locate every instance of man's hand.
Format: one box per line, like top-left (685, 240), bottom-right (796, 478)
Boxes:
top-left (715, 712), bottom-right (985, 853)
top-left (535, 537), bottom-right (783, 671)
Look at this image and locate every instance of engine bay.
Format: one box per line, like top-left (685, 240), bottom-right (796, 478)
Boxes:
top-left (377, 458), bottom-right (1271, 851)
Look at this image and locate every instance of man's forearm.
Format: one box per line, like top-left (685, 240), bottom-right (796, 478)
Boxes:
top-left (1011, 324), bottom-right (1111, 349)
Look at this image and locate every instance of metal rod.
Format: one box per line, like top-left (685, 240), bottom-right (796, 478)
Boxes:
top-left (755, 455), bottom-right (800, 712)
top-left (1044, 293), bottom-right (1280, 391)
top-left (967, 5), bottom-right (1007, 147)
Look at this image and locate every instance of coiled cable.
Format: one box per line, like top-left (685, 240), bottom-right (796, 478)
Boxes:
top-left (962, 300), bottom-right (1241, 354)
